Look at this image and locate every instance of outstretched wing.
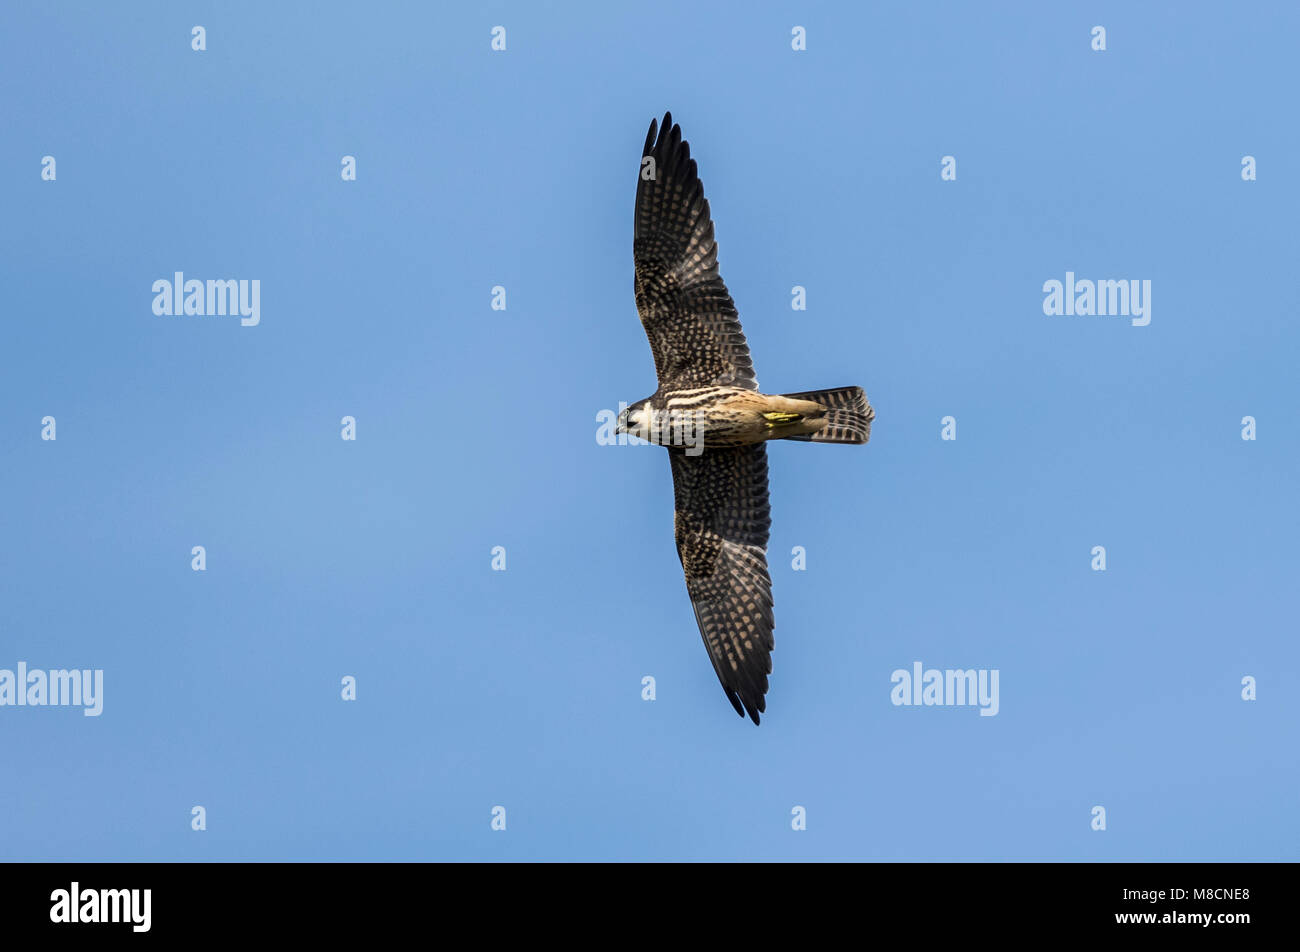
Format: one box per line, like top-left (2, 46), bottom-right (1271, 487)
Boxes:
top-left (634, 112), bottom-right (758, 392)
top-left (669, 444), bottom-right (773, 724)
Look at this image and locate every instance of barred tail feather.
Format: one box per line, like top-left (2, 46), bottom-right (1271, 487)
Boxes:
top-left (781, 386), bottom-right (874, 444)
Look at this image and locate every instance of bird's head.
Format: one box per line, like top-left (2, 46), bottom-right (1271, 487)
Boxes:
top-left (617, 399), bottom-right (649, 437)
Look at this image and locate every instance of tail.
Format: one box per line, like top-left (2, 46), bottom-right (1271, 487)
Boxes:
top-left (780, 386), bottom-right (874, 444)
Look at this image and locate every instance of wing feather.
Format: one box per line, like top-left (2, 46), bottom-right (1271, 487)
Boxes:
top-left (634, 112), bottom-right (758, 392)
top-left (669, 444), bottom-right (773, 724)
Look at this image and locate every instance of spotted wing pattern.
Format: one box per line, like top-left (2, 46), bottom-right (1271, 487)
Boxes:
top-left (633, 112), bottom-right (758, 392)
top-left (669, 444), bottom-right (774, 724)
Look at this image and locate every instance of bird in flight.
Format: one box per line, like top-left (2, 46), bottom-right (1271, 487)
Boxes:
top-left (617, 112), bottom-right (874, 725)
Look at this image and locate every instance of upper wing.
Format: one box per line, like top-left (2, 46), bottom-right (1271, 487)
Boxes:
top-left (669, 444), bottom-right (773, 724)
top-left (634, 112), bottom-right (758, 392)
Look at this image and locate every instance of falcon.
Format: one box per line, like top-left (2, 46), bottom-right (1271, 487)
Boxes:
top-left (617, 112), bottom-right (874, 725)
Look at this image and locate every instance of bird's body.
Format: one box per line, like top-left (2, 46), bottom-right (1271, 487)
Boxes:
top-left (625, 386), bottom-right (828, 448)
top-left (617, 112), bottom-right (874, 724)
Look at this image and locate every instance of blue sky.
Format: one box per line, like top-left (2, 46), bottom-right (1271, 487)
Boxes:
top-left (1, 1), bottom-right (1296, 861)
